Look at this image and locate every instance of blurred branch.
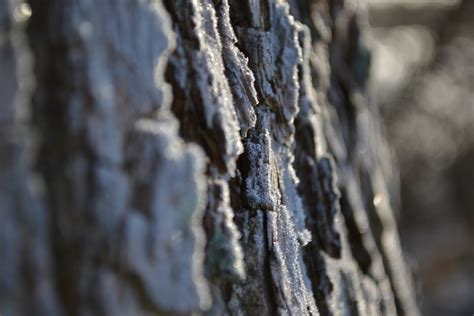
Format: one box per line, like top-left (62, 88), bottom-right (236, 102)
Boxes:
top-left (369, 0), bottom-right (460, 29)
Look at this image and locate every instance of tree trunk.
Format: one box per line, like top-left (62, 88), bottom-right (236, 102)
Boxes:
top-left (0, 0), bottom-right (419, 315)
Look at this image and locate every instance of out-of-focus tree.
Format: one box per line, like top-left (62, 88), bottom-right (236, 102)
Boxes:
top-left (369, 1), bottom-right (474, 315)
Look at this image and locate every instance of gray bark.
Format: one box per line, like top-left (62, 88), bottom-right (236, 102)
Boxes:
top-left (0, 0), bottom-right (418, 315)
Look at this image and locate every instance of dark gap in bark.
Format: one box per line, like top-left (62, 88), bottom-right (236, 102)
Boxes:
top-left (302, 243), bottom-right (333, 316)
top-left (339, 188), bottom-right (373, 275)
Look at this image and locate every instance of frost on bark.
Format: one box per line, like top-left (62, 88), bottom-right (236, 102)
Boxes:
top-left (0, 0), bottom-right (418, 315)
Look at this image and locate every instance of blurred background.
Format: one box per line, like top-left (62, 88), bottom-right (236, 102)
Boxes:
top-left (368, 0), bottom-right (474, 315)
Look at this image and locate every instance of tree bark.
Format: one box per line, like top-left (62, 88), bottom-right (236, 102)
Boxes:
top-left (0, 0), bottom-right (419, 315)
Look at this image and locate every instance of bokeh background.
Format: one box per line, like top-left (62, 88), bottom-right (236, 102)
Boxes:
top-left (368, 0), bottom-right (474, 315)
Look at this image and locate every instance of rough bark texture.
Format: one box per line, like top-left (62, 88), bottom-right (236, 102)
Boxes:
top-left (0, 0), bottom-right (418, 315)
